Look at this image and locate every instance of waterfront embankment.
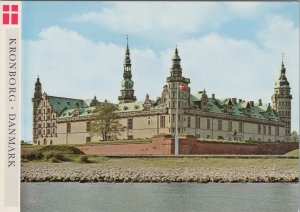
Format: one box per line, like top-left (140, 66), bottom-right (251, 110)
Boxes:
top-left (21, 157), bottom-right (299, 183)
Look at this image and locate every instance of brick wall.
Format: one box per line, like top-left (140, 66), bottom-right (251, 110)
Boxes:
top-left (77, 136), bottom-right (172, 155)
top-left (77, 135), bottom-right (298, 155)
top-left (178, 138), bottom-right (298, 155)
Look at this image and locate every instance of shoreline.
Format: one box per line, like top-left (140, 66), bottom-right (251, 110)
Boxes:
top-left (21, 162), bottom-right (299, 183)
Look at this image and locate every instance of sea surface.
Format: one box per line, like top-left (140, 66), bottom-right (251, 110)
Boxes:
top-left (21, 183), bottom-right (299, 212)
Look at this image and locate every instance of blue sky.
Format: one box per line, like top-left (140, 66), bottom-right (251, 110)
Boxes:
top-left (21, 2), bottom-right (299, 141)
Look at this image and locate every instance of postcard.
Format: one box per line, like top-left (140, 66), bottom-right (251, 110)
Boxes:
top-left (0, 1), bottom-right (299, 212)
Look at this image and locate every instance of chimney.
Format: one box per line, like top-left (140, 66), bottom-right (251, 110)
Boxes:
top-left (239, 99), bottom-right (242, 103)
top-left (232, 98), bottom-right (237, 105)
top-left (212, 94), bottom-right (215, 100)
top-left (250, 101), bottom-right (254, 107)
top-left (258, 99), bottom-right (262, 106)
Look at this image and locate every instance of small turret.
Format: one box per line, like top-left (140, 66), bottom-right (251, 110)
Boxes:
top-left (34, 76), bottom-right (42, 100)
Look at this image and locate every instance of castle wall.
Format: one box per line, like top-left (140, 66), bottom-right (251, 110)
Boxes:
top-left (77, 136), bottom-right (298, 156)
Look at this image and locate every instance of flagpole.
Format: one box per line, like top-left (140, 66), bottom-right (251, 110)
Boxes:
top-left (175, 82), bottom-right (179, 155)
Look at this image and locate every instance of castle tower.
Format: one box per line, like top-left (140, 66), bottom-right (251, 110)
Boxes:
top-left (32, 77), bottom-right (42, 143)
top-left (165, 47), bottom-right (191, 109)
top-left (161, 47), bottom-right (191, 135)
top-left (271, 60), bottom-right (292, 137)
top-left (118, 36), bottom-right (136, 103)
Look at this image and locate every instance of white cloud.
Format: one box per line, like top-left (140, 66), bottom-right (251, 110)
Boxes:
top-left (68, 2), bottom-right (230, 36)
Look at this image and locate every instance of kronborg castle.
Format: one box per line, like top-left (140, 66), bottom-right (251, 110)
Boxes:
top-left (32, 40), bottom-right (292, 145)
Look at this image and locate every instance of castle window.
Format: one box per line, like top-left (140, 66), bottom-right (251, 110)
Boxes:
top-left (258, 124), bottom-right (261, 134)
top-left (187, 116), bottom-right (191, 128)
top-left (218, 120), bottom-right (222, 131)
top-left (47, 108), bottom-right (50, 113)
top-left (160, 116), bottom-right (165, 128)
top-left (195, 117), bottom-right (200, 129)
top-left (263, 125), bottom-right (266, 135)
top-left (148, 120), bottom-right (150, 125)
top-left (47, 123), bottom-right (50, 128)
top-left (38, 109), bottom-right (41, 114)
top-left (44, 108), bottom-right (46, 113)
top-left (52, 128), bottom-right (55, 134)
top-left (268, 126), bottom-right (271, 135)
top-left (52, 123), bottom-right (55, 127)
top-left (38, 116), bottom-right (41, 121)
top-left (86, 137), bottom-right (91, 142)
top-left (207, 119), bottom-right (210, 130)
top-left (43, 123), bottom-right (45, 128)
top-left (43, 129), bottom-right (45, 135)
top-left (239, 122), bottom-right (243, 133)
top-left (43, 139), bottom-right (47, 145)
top-left (50, 140), bottom-right (53, 145)
top-left (38, 124), bottom-right (41, 128)
top-left (172, 101), bottom-right (175, 109)
top-left (67, 123), bottom-right (71, 133)
top-left (127, 118), bottom-right (133, 130)
top-left (47, 129), bottom-right (50, 134)
top-left (228, 121), bottom-right (232, 132)
top-left (38, 129), bottom-right (41, 135)
top-left (86, 122), bottom-right (90, 132)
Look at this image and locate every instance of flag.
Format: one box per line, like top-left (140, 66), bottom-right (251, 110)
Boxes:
top-left (178, 84), bottom-right (188, 90)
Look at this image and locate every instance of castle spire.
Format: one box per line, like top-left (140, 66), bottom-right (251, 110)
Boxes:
top-left (279, 54), bottom-right (287, 81)
top-left (170, 46), bottom-right (182, 77)
top-left (34, 76), bottom-right (42, 99)
top-left (118, 36), bottom-right (136, 103)
top-left (124, 35), bottom-right (131, 67)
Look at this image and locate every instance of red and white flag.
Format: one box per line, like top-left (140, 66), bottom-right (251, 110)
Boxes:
top-left (178, 84), bottom-right (188, 90)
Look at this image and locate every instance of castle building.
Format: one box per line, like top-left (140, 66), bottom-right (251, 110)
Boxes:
top-left (32, 40), bottom-right (292, 145)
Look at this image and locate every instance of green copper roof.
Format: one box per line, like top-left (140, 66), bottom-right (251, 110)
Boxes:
top-left (117, 101), bottom-right (145, 112)
top-left (190, 93), bottom-right (281, 122)
top-left (48, 96), bottom-right (92, 114)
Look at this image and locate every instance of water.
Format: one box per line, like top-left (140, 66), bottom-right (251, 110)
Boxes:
top-left (21, 183), bottom-right (299, 212)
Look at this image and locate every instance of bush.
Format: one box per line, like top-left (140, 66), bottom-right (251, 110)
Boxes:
top-left (40, 145), bottom-right (84, 154)
top-left (21, 151), bottom-right (43, 161)
top-left (43, 152), bottom-right (55, 159)
top-left (49, 157), bottom-right (60, 163)
top-left (78, 155), bottom-right (90, 163)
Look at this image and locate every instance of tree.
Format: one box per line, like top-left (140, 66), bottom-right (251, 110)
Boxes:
top-left (90, 102), bottom-right (124, 141)
top-left (290, 130), bottom-right (299, 142)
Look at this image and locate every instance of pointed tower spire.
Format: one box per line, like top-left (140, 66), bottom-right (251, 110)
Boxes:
top-left (279, 53), bottom-right (287, 81)
top-left (170, 46), bottom-right (182, 77)
top-left (271, 55), bottom-right (292, 139)
top-left (118, 36), bottom-right (136, 103)
top-left (34, 76), bottom-right (42, 99)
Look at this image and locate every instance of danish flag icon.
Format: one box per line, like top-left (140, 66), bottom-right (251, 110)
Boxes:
top-left (2, 4), bottom-right (18, 25)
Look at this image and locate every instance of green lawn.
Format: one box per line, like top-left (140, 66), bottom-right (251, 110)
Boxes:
top-left (285, 149), bottom-right (299, 157)
top-left (104, 157), bottom-right (298, 168)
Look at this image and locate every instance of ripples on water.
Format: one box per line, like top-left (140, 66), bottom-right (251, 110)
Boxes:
top-left (21, 183), bottom-right (299, 212)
